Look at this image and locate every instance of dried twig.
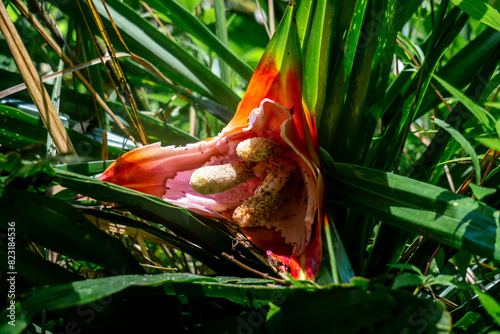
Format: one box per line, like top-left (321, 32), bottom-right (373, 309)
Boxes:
top-left (10, 0), bottom-right (139, 147)
top-left (222, 252), bottom-right (288, 285)
top-left (0, 52), bottom-right (131, 98)
top-left (0, 1), bottom-right (76, 155)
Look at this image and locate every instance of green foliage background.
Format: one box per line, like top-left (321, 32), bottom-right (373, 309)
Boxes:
top-left (1, 0), bottom-right (500, 333)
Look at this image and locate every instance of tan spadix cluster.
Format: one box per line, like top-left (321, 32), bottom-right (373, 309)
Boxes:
top-left (189, 137), bottom-right (295, 228)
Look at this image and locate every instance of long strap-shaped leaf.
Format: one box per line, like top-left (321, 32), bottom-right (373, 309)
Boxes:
top-left (0, 187), bottom-right (145, 275)
top-left (0, 105), bottom-right (124, 159)
top-left (53, 169), bottom-right (275, 276)
top-left (298, 0), bottom-right (336, 119)
top-left (148, 0), bottom-right (253, 81)
top-left (409, 43), bottom-right (500, 182)
top-left (1, 272), bottom-right (451, 333)
top-left (329, 163), bottom-right (500, 262)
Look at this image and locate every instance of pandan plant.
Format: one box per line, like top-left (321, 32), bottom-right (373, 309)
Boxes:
top-left (1, 0), bottom-right (500, 333)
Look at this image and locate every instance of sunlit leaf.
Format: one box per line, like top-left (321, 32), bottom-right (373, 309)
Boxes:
top-left (433, 117), bottom-right (481, 185)
top-left (471, 285), bottom-right (500, 324)
top-left (329, 163), bottom-right (500, 262)
top-left (433, 74), bottom-right (495, 131)
top-left (451, 0), bottom-right (500, 31)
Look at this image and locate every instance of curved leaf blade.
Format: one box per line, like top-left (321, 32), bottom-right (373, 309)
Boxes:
top-left (329, 163), bottom-right (500, 261)
top-left (52, 169), bottom-right (273, 276)
top-left (433, 117), bottom-right (481, 185)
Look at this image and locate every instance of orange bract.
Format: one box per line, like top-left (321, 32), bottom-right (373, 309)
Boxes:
top-left (99, 4), bottom-right (325, 281)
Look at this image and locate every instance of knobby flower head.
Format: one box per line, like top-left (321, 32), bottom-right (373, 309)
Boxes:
top-left (99, 4), bottom-right (324, 281)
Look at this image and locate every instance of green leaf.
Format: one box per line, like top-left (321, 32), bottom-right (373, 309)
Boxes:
top-left (81, 0), bottom-right (241, 110)
top-left (0, 127), bottom-right (41, 151)
top-left (471, 285), bottom-right (500, 324)
top-left (387, 263), bottom-right (424, 276)
top-left (1, 273), bottom-right (452, 334)
top-left (373, 5), bottom-right (468, 173)
top-left (396, 32), bottom-right (425, 65)
top-left (147, 0), bottom-right (253, 81)
top-left (53, 160), bottom-right (113, 176)
top-left (476, 137), bottom-right (500, 152)
top-left (451, 0), bottom-right (500, 31)
top-left (52, 169), bottom-right (272, 276)
top-left (320, 212), bottom-right (354, 285)
top-left (325, 0), bottom-right (398, 165)
top-left (391, 272), bottom-right (425, 289)
top-left (22, 273), bottom-right (217, 311)
top-left (0, 104), bottom-right (125, 159)
top-left (408, 45), bottom-right (500, 183)
top-left (419, 29), bottom-right (500, 114)
top-left (295, 0), bottom-right (313, 45)
top-left (0, 187), bottom-right (145, 276)
top-left (0, 273), bottom-right (220, 334)
top-left (453, 250), bottom-right (472, 280)
top-left (453, 311), bottom-right (494, 333)
top-left (301, 0), bottom-right (335, 117)
top-left (176, 0), bottom-right (202, 13)
top-left (428, 275), bottom-right (467, 289)
top-left (329, 163), bottom-right (500, 262)
top-left (433, 74), bottom-right (495, 131)
top-left (82, 208), bottom-right (221, 267)
top-left (0, 152), bottom-right (23, 173)
top-left (469, 183), bottom-right (497, 201)
top-left (213, 0), bottom-right (230, 85)
top-left (264, 279), bottom-right (451, 333)
top-left (342, 0), bottom-right (369, 84)
top-left (433, 117), bottom-right (481, 186)
top-left (487, 102), bottom-right (500, 110)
